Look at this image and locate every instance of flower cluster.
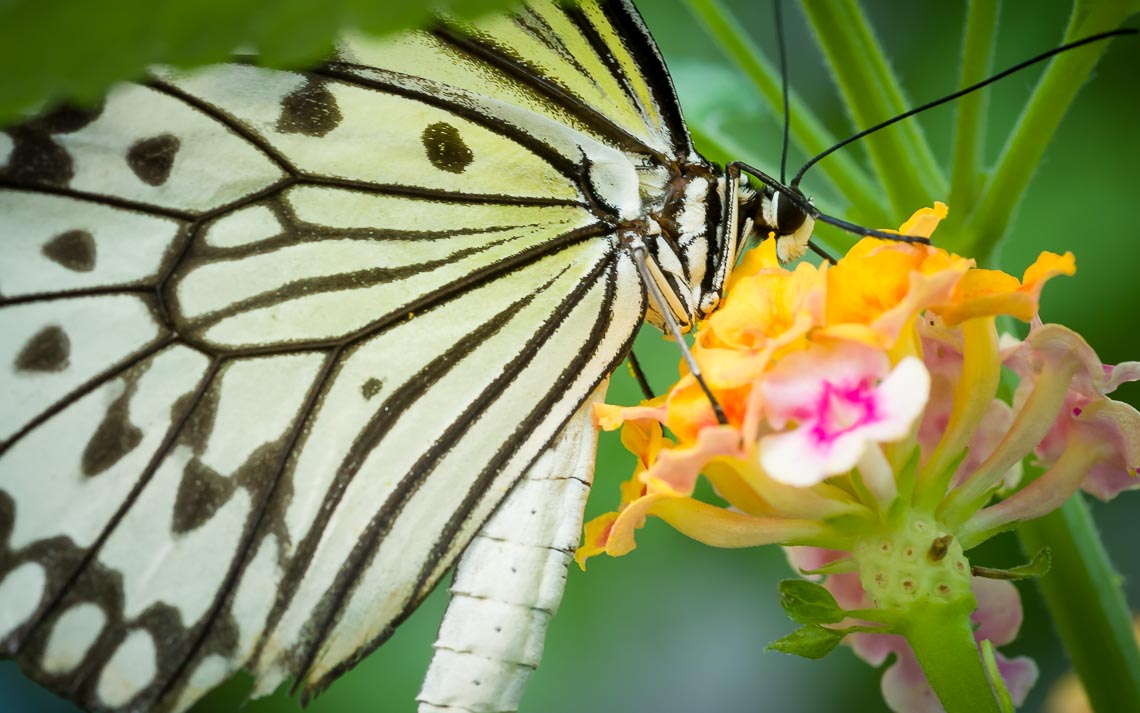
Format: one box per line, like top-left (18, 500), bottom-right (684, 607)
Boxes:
top-left (577, 204), bottom-right (1140, 711)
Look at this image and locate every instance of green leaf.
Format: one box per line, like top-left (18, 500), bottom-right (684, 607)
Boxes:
top-left (766, 624), bottom-right (846, 660)
top-left (777, 579), bottom-right (845, 624)
top-left (971, 548), bottom-right (1052, 581)
top-left (0, 0), bottom-right (523, 125)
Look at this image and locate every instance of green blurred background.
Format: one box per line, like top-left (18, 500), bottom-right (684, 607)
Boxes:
top-left (4, 1), bottom-right (1139, 711)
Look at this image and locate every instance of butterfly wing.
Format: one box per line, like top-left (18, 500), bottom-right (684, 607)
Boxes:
top-left (339, 0), bottom-right (691, 160)
top-left (0, 1), bottom-right (692, 710)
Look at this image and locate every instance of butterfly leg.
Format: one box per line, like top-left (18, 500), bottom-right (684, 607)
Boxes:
top-left (628, 241), bottom-right (727, 425)
top-left (627, 351), bottom-right (655, 400)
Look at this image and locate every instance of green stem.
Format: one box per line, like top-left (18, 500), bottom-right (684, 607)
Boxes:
top-left (981, 640), bottom-right (1017, 713)
top-left (948, 0), bottom-right (1001, 213)
top-left (950, 1), bottom-right (1135, 263)
top-left (799, 0), bottom-right (946, 216)
top-left (683, 0), bottom-right (889, 226)
top-left (1016, 494), bottom-right (1140, 713)
top-left (903, 599), bottom-right (1002, 713)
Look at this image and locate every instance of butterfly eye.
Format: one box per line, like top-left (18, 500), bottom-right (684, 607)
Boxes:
top-left (776, 190), bottom-right (809, 235)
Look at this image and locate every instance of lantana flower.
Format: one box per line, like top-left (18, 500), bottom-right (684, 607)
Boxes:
top-left (578, 203), bottom-right (1140, 713)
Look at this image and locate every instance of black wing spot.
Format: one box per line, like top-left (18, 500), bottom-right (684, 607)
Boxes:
top-left (81, 397), bottom-right (143, 477)
top-left (360, 378), bottom-right (383, 400)
top-left (0, 101), bottom-right (102, 186)
top-left (172, 457), bottom-right (233, 534)
top-left (32, 101), bottom-right (104, 134)
top-left (15, 325), bottom-right (70, 373)
top-left (3, 128), bottom-right (74, 186)
top-left (276, 78), bottom-right (343, 137)
top-left (42, 229), bottom-right (97, 272)
top-left (421, 121), bottom-right (474, 174)
top-left (127, 133), bottom-right (181, 186)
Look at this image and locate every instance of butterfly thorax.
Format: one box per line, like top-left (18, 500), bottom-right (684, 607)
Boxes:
top-left (628, 157), bottom-right (730, 333)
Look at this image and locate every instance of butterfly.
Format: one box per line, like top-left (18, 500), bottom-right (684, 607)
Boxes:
top-left (0, 1), bottom-right (835, 711)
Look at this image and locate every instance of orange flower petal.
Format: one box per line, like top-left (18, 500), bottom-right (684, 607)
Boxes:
top-left (896, 201), bottom-right (949, 238)
top-left (937, 251), bottom-right (1076, 324)
top-left (593, 401), bottom-right (667, 431)
top-left (575, 512), bottom-right (619, 569)
top-left (641, 425), bottom-right (742, 494)
top-left (604, 485), bottom-right (680, 557)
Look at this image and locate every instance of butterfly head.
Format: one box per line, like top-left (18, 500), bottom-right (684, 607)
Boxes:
top-left (750, 185), bottom-right (816, 264)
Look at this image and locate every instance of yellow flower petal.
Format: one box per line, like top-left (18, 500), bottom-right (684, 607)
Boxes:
top-left (575, 512), bottom-right (619, 569)
top-left (652, 498), bottom-right (826, 549)
top-left (937, 251), bottom-right (1076, 324)
top-left (822, 248), bottom-right (970, 348)
top-left (896, 201), bottom-right (949, 237)
top-left (725, 235), bottom-right (781, 292)
top-left (704, 259), bottom-right (826, 352)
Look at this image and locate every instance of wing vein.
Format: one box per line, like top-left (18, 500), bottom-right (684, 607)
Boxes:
top-left (0, 181), bottom-right (196, 221)
top-left (184, 221), bottom-right (604, 337)
top-left (145, 79), bottom-right (301, 178)
top-left (599, 0), bottom-right (692, 156)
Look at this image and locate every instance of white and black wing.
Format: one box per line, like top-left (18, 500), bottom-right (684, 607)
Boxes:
top-left (0, 1), bottom-right (695, 711)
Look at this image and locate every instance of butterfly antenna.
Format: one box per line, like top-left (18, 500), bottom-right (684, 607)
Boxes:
top-left (775, 0), bottom-right (791, 184)
top-left (630, 242), bottom-right (728, 425)
top-left (628, 351), bottom-right (656, 400)
top-left (733, 160), bottom-right (932, 244)
top-left (791, 27), bottom-right (1138, 188)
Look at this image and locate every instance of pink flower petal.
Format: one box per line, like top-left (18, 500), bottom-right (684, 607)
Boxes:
top-left (760, 424), bottom-right (869, 486)
top-left (762, 342), bottom-right (890, 427)
top-left (759, 353), bottom-right (930, 486)
top-left (1104, 361), bottom-right (1140, 393)
top-left (972, 578), bottom-right (1023, 646)
top-left (954, 399), bottom-right (1017, 488)
top-left (997, 653), bottom-right (1040, 707)
top-left (882, 647), bottom-right (943, 713)
top-left (1083, 461), bottom-right (1140, 501)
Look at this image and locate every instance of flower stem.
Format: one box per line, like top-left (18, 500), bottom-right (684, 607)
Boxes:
top-left (949, 1), bottom-right (1135, 263)
top-left (799, 0), bottom-right (946, 215)
top-left (1016, 494), bottom-right (1140, 713)
top-left (947, 0), bottom-right (1001, 213)
top-left (902, 599), bottom-right (1002, 713)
